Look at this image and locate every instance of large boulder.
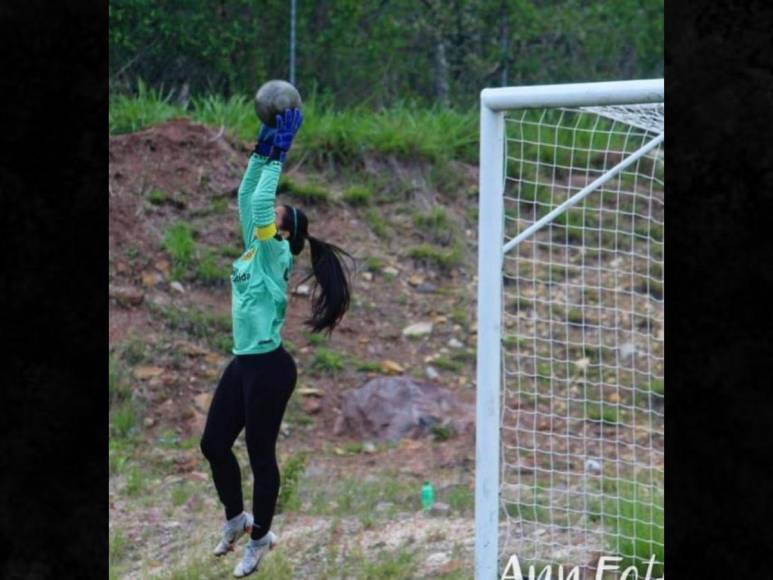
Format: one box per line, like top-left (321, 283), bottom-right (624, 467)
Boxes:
top-left (334, 376), bottom-right (473, 442)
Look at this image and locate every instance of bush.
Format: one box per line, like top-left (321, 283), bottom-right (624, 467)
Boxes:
top-left (342, 184), bottom-right (373, 206)
top-left (162, 222), bottom-right (196, 280)
top-left (278, 176), bottom-right (331, 204)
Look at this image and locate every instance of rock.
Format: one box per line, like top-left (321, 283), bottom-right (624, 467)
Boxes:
top-left (294, 284), bottom-right (311, 296)
top-left (174, 341), bottom-right (208, 356)
top-left (619, 342), bottom-right (636, 358)
top-left (362, 271), bottom-right (373, 282)
top-left (109, 285), bottom-right (144, 307)
top-left (134, 366), bottom-right (164, 380)
top-left (425, 366), bottom-right (439, 380)
top-left (336, 376), bottom-right (474, 442)
top-left (375, 501), bottom-right (394, 513)
top-left (416, 282), bottom-right (437, 294)
top-left (408, 274), bottom-right (424, 286)
top-left (447, 337), bottom-right (464, 349)
top-left (302, 398), bottom-right (322, 414)
top-left (204, 352), bottom-right (224, 366)
top-left (402, 321), bottom-right (433, 337)
top-left (193, 392), bottom-right (213, 412)
top-left (382, 266), bottom-right (399, 277)
top-left (141, 272), bottom-right (161, 287)
top-left (426, 552), bottom-right (452, 569)
top-left (430, 502), bottom-right (451, 515)
top-left (585, 459), bottom-right (602, 474)
top-left (574, 357), bottom-right (591, 371)
top-left (143, 417), bottom-right (156, 428)
top-left (381, 360), bottom-right (405, 374)
top-left (297, 387), bottom-right (324, 397)
top-left (170, 281), bottom-right (185, 293)
top-left (115, 261), bottom-right (129, 274)
top-left (363, 441), bottom-right (377, 454)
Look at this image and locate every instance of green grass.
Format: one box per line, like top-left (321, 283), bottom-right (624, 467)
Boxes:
top-left (342, 184), bottom-right (374, 206)
top-left (303, 330), bottom-right (328, 347)
top-left (170, 484), bottom-right (193, 507)
top-left (447, 485), bottom-right (474, 514)
top-left (365, 208), bottom-right (391, 239)
top-left (649, 379), bottom-right (664, 397)
top-left (406, 243), bottom-right (463, 271)
top-left (364, 256), bottom-right (385, 272)
top-left (162, 222), bottom-right (196, 281)
top-left (119, 332), bottom-right (147, 365)
top-left (586, 403), bottom-right (620, 425)
top-left (607, 482), bottom-right (664, 577)
top-left (432, 356), bottom-right (464, 372)
top-left (311, 348), bottom-right (345, 373)
top-left (109, 80), bottom-right (182, 134)
top-left (196, 249), bottom-right (229, 285)
top-left (276, 452), bottom-right (308, 513)
top-left (148, 302), bottom-right (232, 353)
top-left (111, 401), bottom-right (137, 439)
top-left (147, 189), bottom-right (170, 205)
top-left (109, 354), bottom-right (131, 408)
top-left (110, 83), bottom-right (479, 166)
top-left (431, 424), bottom-right (456, 441)
top-left (278, 176), bottom-right (331, 203)
top-left (125, 465), bottom-right (147, 497)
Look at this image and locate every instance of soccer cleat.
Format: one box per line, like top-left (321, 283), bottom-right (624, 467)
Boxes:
top-left (232, 531), bottom-right (278, 577)
top-left (213, 512), bottom-right (254, 557)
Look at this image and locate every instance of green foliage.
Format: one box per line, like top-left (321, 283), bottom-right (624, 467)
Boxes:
top-left (365, 209), bottom-right (391, 239)
top-left (196, 249), bottom-right (229, 285)
top-left (447, 485), bottom-right (475, 513)
top-left (149, 302), bottom-right (231, 353)
top-left (364, 256), bottom-right (385, 272)
top-left (278, 176), bottom-right (331, 203)
top-left (162, 222), bottom-right (196, 281)
top-left (342, 184), bottom-right (373, 206)
top-left (110, 2), bottom-right (662, 110)
top-left (276, 452), bottom-right (307, 513)
top-left (586, 402), bottom-right (619, 425)
top-left (170, 484), bottom-right (192, 507)
top-left (406, 243), bottom-right (463, 271)
top-left (311, 348), bottom-right (345, 373)
top-left (432, 356), bottom-right (465, 372)
top-left (109, 79), bottom-right (180, 134)
top-left (431, 424), bottom-right (456, 441)
top-left (147, 190), bottom-right (169, 205)
top-left (125, 465), bottom-right (147, 497)
top-left (607, 482), bottom-right (664, 577)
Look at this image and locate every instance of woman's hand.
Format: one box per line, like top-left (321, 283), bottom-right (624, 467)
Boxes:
top-left (254, 124), bottom-right (276, 157)
top-left (269, 108), bottom-right (303, 162)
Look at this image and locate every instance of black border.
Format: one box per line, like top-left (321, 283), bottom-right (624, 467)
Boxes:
top-left (666, 0), bottom-right (773, 577)
top-left (0, 1), bottom-right (108, 577)
top-left (1, 0), bottom-right (772, 576)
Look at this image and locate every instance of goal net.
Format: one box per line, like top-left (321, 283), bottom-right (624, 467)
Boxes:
top-left (475, 80), bottom-right (664, 579)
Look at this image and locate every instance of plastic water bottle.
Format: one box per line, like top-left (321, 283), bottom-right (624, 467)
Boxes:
top-left (421, 481), bottom-right (435, 512)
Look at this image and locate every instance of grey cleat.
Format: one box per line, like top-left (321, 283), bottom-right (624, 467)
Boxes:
top-left (232, 531), bottom-right (278, 577)
top-left (213, 512), bottom-right (254, 557)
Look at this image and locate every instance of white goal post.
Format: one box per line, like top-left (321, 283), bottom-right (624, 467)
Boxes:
top-left (475, 80), bottom-right (664, 579)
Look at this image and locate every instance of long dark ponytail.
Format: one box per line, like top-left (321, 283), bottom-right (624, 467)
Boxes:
top-left (281, 205), bottom-right (353, 334)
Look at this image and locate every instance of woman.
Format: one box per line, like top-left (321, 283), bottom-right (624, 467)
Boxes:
top-left (200, 108), bottom-right (352, 578)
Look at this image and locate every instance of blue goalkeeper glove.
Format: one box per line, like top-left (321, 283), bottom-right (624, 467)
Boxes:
top-left (268, 108), bottom-right (303, 163)
top-left (253, 124), bottom-right (276, 157)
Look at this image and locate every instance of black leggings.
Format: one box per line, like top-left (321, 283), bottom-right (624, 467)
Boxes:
top-left (200, 345), bottom-right (297, 539)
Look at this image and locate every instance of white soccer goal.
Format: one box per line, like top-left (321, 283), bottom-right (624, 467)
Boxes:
top-left (475, 80), bottom-right (664, 579)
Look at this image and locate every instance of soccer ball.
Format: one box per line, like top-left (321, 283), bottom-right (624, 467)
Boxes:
top-left (254, 80), bottom-right (302, 127)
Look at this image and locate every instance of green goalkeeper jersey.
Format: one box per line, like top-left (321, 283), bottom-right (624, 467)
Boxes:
top-left (230, 154), bottom-right (293, 355)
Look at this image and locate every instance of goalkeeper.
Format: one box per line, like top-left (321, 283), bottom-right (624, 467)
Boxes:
top-left (199, 108), bottom-right (353, 577)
